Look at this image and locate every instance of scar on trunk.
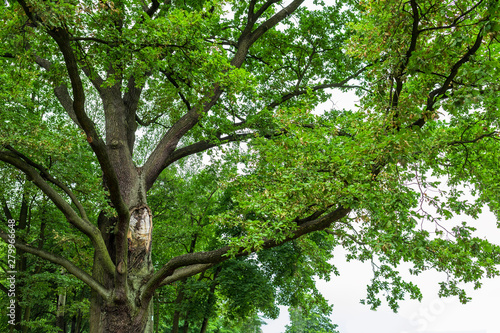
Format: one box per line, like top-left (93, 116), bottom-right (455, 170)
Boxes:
top-left (127, 206), bottom-right (153, 268)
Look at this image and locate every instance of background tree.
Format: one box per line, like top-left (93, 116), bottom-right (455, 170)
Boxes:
top-left (284, 305), bottom-right (338, 333)
top-left (1, 0), bottom-right (500, 333)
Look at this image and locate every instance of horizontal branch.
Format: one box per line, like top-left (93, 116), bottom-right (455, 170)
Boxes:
top-left (0, 232), bottom-right (111, 299)
top-left (448, 131), bottom-right (499, 146)
top-left (69, 36), bottom-right (113, 45)
top-left (418, 0), bottom-right (485, 33)
top-left (159, 264), bottom-right (214, 287)
top-left (161, 132), bottom-right (253, 169)
top-left (141, 205), bottom-right (350, 303)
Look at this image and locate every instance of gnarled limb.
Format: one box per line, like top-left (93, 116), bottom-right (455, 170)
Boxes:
top-left (0, 150), bottom-right (116, 277)
top-left (0, 232), bottom-right (111, 300)
top-left (141, 206), bottom-right (350, 304)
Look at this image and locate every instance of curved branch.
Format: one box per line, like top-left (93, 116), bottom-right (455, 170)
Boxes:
top-left (161, 132), bottom-right (253, 169)
top-left (33, 56), bottom-right (83, 129)
top-left (0, 232), bottom-right (111, 300)
top-left (160, 70), bottom-right (192, 110)
top-left (143, 0), bottom-right (305, 190)
top-left (3, 145), bottom-right (88, 221)
top-left (46, 28), bottom-right (128, 218)
top-left (267, 64), bottom-right (373, 109)
top-left (418, 0), bottom-right (485, 33)
top-left (146, 63), bottom-right (370, 180)
top-left (141, 206), bottom-right (350, 303)
top-left (0, 150), bottom-right (116, 276)
top-left (448, 131), bottom-right (499, 146)
top-left (159, 264), bottom-right (214, 287)
top-left (142, 86), bottom-right (223, 190)
top-left (412, 26), bottom-right (485, 128)
top-left (231, 0), bottom-right (305, 68)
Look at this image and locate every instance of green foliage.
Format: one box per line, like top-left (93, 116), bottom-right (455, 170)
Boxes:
top-left (284, 305), bottom-right (339, 333)
top-left (1, 0), bottom-right (500, 331)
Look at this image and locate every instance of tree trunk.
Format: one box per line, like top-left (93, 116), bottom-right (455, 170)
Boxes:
top-left (56, 284), bottom-right (67, 333)
top-left (89, 205), bottom-right (154, 333)
top-left (171, 279), bottom-right (187, 333)
top-left (199, 271), bottom-right (220, 333)
top-left (70, 309), bottom-right (82, 333)
top-left (154, 295), bottom-right (160, 333)
top-left (89, 270), bottom-right (155, 333)
top-left (181, 315), bottom-right (190, 333)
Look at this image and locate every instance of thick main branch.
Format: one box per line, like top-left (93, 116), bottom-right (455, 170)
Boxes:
top-left (0, 232), bottom-right (111, 299)
top-left (0, 150), bottom-right (116, 276)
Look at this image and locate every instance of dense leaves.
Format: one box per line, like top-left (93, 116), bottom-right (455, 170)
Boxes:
top-left (0, 0), bottom-right (499, 332)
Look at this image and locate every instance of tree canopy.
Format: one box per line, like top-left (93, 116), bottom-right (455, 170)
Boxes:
top-left (1, 0), bottom-right (500, 332)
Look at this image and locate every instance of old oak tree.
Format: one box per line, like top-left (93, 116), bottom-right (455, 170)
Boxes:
top-left (1, 0), bottom-right (500, 332)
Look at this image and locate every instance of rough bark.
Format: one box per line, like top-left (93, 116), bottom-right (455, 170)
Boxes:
top-left (90, 174), bottom-right (154, 333)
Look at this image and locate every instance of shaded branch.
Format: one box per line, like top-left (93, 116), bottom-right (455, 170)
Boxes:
top-left (418, 0), bottom-right (485, 33)
top-left (33, 56), bottom-right (83, 129)
top-left (69, 36), bottom-right (114, 45)
top-left (391, 0), bottom-right (420, 110)
top-left (46, 28), bottom-right (128, 219)
top-left (160, 70), bottom-right (192, 110)
top-left (141, 206), bottom-right (350, 303)
top-left (267, 64), bottom-right (372, 109)
top-left (412, 26), bottom-right (485, 128)
top-left (3, 145), bottom-right (88, 221)
top-left (448, 131), bottom-right (499, 146)
top-left (0, 232), bottom-right (111, 300)
top-left (0, 150), bottom-right (116, 276)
